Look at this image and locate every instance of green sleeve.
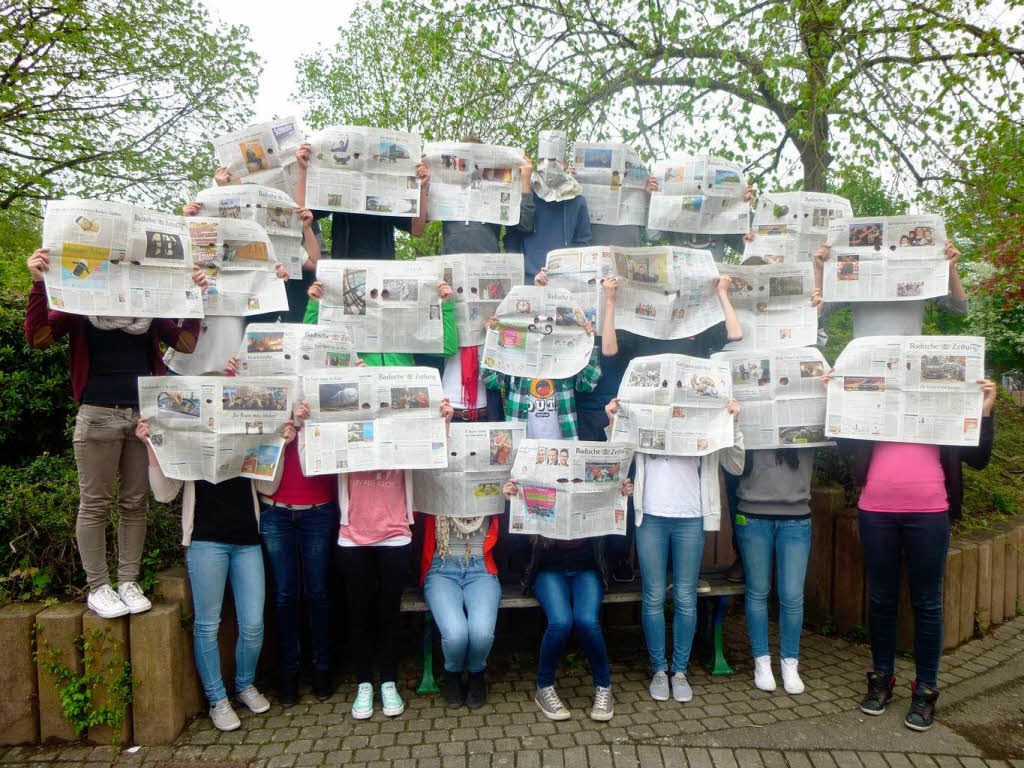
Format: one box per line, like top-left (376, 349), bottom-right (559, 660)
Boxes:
top-left (441, 298), bottom-right (459, 356)
top-left (481, 367), bottom-right (506, 391)
top-left (574, 348), bottom-right (602, 393)
top-left (303, 298), bottom-right (319, 325)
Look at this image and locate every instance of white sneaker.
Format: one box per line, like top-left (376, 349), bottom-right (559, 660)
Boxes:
top-left (237, 684), bottom-right (270, 714)
top-left (87, 584), bottom-right (129, 619)
top-left (210, 699), bottom-right (241, 731)
top-left (754, 655), bottom-right (776, 692)
top-left (671, 672), bottom-right (693, 703)
top-left (780, 657), bottom-right (805, 694)
top-left (649, 670), bottom-right (670, 701)
top-left (116, 581), bottom-right (152, 614)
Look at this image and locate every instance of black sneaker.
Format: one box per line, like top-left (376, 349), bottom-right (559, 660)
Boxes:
top-left (860, 670), bottom-right (895, 715)
top-left (612, 559), bottom-right (635, 584)
top-left (278, 675), bottom-right (298, 708)
top-left (442, 671), bottom-right (466, 708)
top-left (466, 670), bottom-right (487, 709)
top-left (904, 682), bottom-right (939, 731)
top-left (725, 558), bottom-right (745, 584)
top-left (312, 670), bottom-right (335, 702)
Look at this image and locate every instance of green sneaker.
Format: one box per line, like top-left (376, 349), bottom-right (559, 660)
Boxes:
top-left (351, 682), bottom-right (373, 720)
top-left (381, 681), bottom-right (404, 717)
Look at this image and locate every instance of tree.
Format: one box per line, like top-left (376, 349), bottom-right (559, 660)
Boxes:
top-left (0, 0), bottom-right (261, 214)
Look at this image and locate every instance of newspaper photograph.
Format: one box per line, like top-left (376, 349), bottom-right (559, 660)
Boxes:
top-left (419, 253), bottom-right (524, 347)
top-left (211, 116), bottom-right (305, 180)
top-left (237, 323), bottom-right (358, 376)
top-left (647, 155), bottom-right (749, 234)
top-left (545, 246), bottom-right (614, 327)
top-left (753, 191), bottom-right (853, 238)
top-left (413, 422), bottom-right (526, 518)
top-left (825, 335), bottom-right (986, 446)
top-left (41, 198), bottom-right (203, 318)
top-left (423, 142), bottom-right (523, 225)
top-left (823, 215), bottom-right (950, 302)
top-left (138, 375), bottom-right (296, 483)
top-left (572, 142), bottom-right (650, 227)
top-left (305, 125), bottom-right (422, 216)
top-left (610, 354), bottom-right (734, 456)
top-left (507, 439), bottom-right (634, 540)
top-left (298, 367), bottom-right (448, 474)
top-left (711, 347), bottom-right (831, 449)
top-left (315, 258), bottom-right (444, 353)
top-left (481, 286), bottom-right (594, 379)
top-left (717, 263), bottom-right (819, 349)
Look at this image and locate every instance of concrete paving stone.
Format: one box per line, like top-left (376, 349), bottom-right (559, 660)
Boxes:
top-left (858, 754), bottom-right (889, 768)
top-left (931, 757), bottom-right (963, 768)
top-left (687, 748), bottom-right (714, 768)
top-left (284, 737), bottom-right (314, 754)
top-left (710, 749), bottom-right (739, 768)
top-left (439, 741), bottom-right (468, 756)
top-left (518, 751), bottom-right (542, 768)
top-left (786, 754), bottom-right (813, 768)
top-left (759, 751), bottom-right (789, 768)
top-left (467, 756), bottom-right (492, 768)
top-left (702, 717), bottom-right (729, 730)
top-left (809, 753), bottom-right (838, 768)
top-left (442, 756), bottom-right (468, 768)
top-left (831, 751), bottom-right (862, 768)
top-left (491, 752), bottom-right (515, 768)
top-left (294, 753), bottom-right (325, 767)
top-left (541, 750), bottom-right (566, 768)
top-left (587, 745), bottom-right (615, 768)
top-left (906, 755), bottom-right (938, 768)
top-left (958, 759), bottom-right (987, 768)
top-left (267, 755), bottom-right (298, 768)
top-left (413, 744), bottom-right (440, 758)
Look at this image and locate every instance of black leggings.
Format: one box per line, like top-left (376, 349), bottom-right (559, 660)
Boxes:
top-left (337, 544), bottom-right (411, 684)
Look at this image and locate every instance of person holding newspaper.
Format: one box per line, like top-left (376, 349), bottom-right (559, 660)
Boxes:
top-left (24, 248), bottom-right (207, 619)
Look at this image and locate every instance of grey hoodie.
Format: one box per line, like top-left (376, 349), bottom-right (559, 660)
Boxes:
top-left (735, 448), bottom-right (815, 518)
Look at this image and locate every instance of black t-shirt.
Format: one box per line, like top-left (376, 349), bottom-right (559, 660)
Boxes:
top-left (313, 211), bottom-right (412, 260)
top-left (541, 539), bottom-right (598, 573)
top-left (81, 325), bottom-right (153, 406)
top-left (576, 330), bottom-right (640, 413)
top-left (636, 320), bottom-right (729, 359)
top-left (192, 477), bottom-right (260, 545)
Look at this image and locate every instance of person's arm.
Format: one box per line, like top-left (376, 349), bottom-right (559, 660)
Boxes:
top-left (481, 367), bottom-right (506, 391)
top-left (574, 345), bottom-right (601, 393)
top-left (961, 379), bottom-right (997, 470)
top-left (714, 275), bottom-right (743, 342)
top-left (136, 418), bottom-right (183, 503)
top-left (511, 156), bottom-right (536, 234)
top-left (155, 318), bottom-right (201, 354)
top-left (934, 239), bottom-right (968, 312)
top-left (410, 159), bottom-right (430, 237)
top-left (25, 249), bottom-right (76, 348)
top-left (572, 197), bottom-right (592, 246)
top-left (440, 295), bottom-right (458, 356)
top-left (601, 277), bottom-right (619, 357)
top-left (294, 142), bottom-right (310, 207)
top-left (298, 208), bottom-right (320, 272)
top-left (719, 400), bottom-right (746, 476)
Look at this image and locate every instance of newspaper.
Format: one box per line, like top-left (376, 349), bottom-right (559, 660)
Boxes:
top-left (423, 142), bottom-right (523, 225)
top-left (481, 286), bottom-right (593, 379)
top-left (572, 142), bottom-right (650, 227)
top-left (507, 439), bottom-right (633, 539)
top-left (823, 215), bottom-right (949, 302)
top-left (610, 354), bottom-right (734, 456)
top-left (545, 246), bottom-right (614, 327)
top-left (747, 191), bottom-right (851, 264)
top-left (419, 253), bottom-right (525, 347)
top-left (825, 335), bottom-right (986, 446)
top-left (211, 116), bottom-right (304, 180)
top-left (648, 155), bottom-right (749, 234)
top-left (138, 375), bottom-right (296, 483)
top-left (41, 199), bottom-right (203, 318)
top-left (315, 258), bottom-right (444, 353)
top-left (711, 347), bottom-right (831, 449)
top-left (413, 422), bottom-right (526, 518)
top-left (717, 263), bottom-right (818, 349)
top-left (298, 367), bottom-right (448, 474)
top-left (237, 323), bottom-right (357, 376)
top-left (304, 125), bottom-right (422, 216)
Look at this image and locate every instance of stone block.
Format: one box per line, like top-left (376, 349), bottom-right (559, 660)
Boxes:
top-left (805, 488), bottom-right (838, 625)
top-left (0, 603), bottom-right (45, 744)
top-left (942, 546), bottom-right (962, 650)
top-left (81, 611), bottom-right (131, 745)
top-left (957, 540), bottom-right (978, 644)
top-left (975, 538), bottom-right (992, 632)
top-left (832, 508), bottom-right (864, 633)
top-left (130, 602), bottom-right (186, 744)
top-left (154, 566), bottom-right (192, 608)
top-left (1003, 525), bottom-right (1020, 621)
top-left (990, 532), bottom-right (1006, 626)
top-left (35, 604), bottom-right (87, 743)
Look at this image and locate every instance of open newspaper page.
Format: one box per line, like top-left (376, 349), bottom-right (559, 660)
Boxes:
top-left (481, 286), bottom-right (593, 379)
top-left (647, 155), bottom-right (749, 234)
top-left (138, 375), bottom-right (295, 483)
top-left (823, 215), bottom-right (949, 302)
top-left (572, 142), bottom-right (650, 226)
top-left (545, 246), bottom-right (614, 327)
top-left (237, 323), bottom-right (358, 376)
top-left (610, 354), bottom-right (734, 456)
top-left (423, 142), bottom-right (523, 225)
top-left (315, 258), bottom-right (444, 353)
top-left (299, 367), bottom-right (448, 474)
top-left (748, 191), bottom-right (853, 264)
top-left (826, 335), bottom-right (985, 446)
top-left (717, 263), bottom-right (818, 349)
top-left (305, 126), bottom-right (422, 216)
top-left (609, 246), bottom-right (724, 339)
top-left (507, 439), bottom-right (634, 539)
top-left (211, 116), bottom-right (304, 180)
top-left (41, 199), bottom-right (203, 318)
top-left (712, 347), bottom-right (831, 449)
top-left (413, 422), bottom-right (526, 518)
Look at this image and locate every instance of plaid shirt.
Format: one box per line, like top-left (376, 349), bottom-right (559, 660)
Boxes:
top-left (481, 349), bottom-right (601, 438)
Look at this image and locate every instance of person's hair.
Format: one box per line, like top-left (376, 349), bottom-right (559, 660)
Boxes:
top-left (742, 255), bottom-right (765, 266)
top-left (775, 448), bottom-right (800, 470)
top-left (461, 134), bottom-right (483, 144)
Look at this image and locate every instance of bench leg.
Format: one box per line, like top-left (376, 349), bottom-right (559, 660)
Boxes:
top-left (705, 595), bottom-right (733, 676)
top-left (416, 611), bottom-right (441, 695)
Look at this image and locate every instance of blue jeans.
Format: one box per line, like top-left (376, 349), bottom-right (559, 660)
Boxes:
top-left (186, 540), bottom-right (265, 705)
top-left (423, 555), bottom-right (501, 673)
top-left (533, 569), bottom-right (610, 688)
top-left (260, 502), bottom-right (337, 678)
top-left (635, 515), bottom-right (704, 674)
top-left (734, 516), bottom-right (811, 659)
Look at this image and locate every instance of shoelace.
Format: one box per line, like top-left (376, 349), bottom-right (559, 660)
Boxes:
top-left (540, 688), bottom-right (564, 711)
top-left (866, 681), bottom-right (889, 704)
top-left (95, 586), bottom-right (121, 604)
top-left (594, 688), bottom-right (612, 711)
top-left (908, 694), bottom-right (933, 718)
top-left (121, 583), bottom-right (143, 600)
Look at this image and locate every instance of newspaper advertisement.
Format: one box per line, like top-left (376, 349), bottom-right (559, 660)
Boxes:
top-left (138, 375), bottom-right (296, 483)
top-left (610, 354), bottom-right (734, 456)
top-left (237, 323), bottom-right (357, 376)
top-left (419, 253), bottom-right (525, 347)
top-left (41, 199), bottom-right (203, 318)
top-left (211, 116), bottom-right (304, 180)
top-left (507, 439), bottom-right (633, 539)
top-left (711, 347), bottom-right (831, 449)
top-left (305, 126), bottom-right (422, 216)
top-left (481, 286), bottom-right (593, 379)
top-left (826, 335), bottom-right (985, 446)
top-left (413, 422), bottom-right (526, 518)
top-left (717, 263), bottom-right (818, 349)
top-left (423, 142), bottom-right (523, 225)
top-left (298, 367), bottom-right (448, 474)
top-left (545, 246), bottom-right (614, 327)
top-left (315, 258), bottom-right (444, 353)
top-left (648, 155), bottom-right (749, 234)
top-left (572, 142), bottom-right (650, 227)
top-left (823, 215), bottom-right (950, 302)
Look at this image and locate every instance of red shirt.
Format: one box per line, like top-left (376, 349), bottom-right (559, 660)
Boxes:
top-left (269, 442), bottom-right (336, 505)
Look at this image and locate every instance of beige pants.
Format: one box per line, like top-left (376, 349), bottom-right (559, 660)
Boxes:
top-left (72, 404), bottom-right (150, 590)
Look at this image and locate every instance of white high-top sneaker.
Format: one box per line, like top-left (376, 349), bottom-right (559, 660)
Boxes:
top-left (780, 657), bottom-right (805, 694)
top-left (753, 655), bottom-right (776, 692)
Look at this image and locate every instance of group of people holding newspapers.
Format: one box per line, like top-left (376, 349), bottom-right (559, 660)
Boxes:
top-left (24, 128), bottom-right (998, 736)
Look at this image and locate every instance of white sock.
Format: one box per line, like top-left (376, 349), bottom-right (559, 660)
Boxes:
top-left (780, 657), bottom-right (804, 694)
top-left (753, 655), bottom-right (776, 692)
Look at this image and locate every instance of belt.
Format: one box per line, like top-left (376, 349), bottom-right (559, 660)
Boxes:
top-left (259, 495), bottom-right (320, 511)
top-left (453, 408), bottom-right (482, 421)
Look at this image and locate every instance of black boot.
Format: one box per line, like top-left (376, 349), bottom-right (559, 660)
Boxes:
top-left (725, 557), bottom-right (744, 584)
top-left (466, 670), bottom-right (487, 709)
top-left (860, 670), bottom-right (895, 715)
top-left (312, 669), bottom-right (335, 702)
top-left (278, 675), bottom-right (299, 708)
top-left (905, 682), bottom-right (939, 731)
top-left (442, 671), bottom-right (466, 708)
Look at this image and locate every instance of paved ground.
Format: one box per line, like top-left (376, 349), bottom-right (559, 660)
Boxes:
top-left (2, 613), bottom-right (1022, 768)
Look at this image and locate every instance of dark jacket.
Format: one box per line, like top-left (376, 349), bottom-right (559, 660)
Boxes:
top-left (521, 536), bottom-right (609, 594)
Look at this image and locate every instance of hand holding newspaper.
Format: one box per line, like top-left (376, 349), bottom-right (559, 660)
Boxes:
top-left (572, 142), bottom-right (650, 226)
top-left (749, 191), bottom-right (853, 264)
top-left (647, 155), bottom-right (749, 234)
top-left (716, 262), bottom-right (818, 349)
top-left (237, 323), bottom-right (358, 376)
top-left (211, 116), bottom-right (305, 180)
top-left (825, 335), bottom-right (985, 446)
top-left (423, 142), bottom-right (524, 225)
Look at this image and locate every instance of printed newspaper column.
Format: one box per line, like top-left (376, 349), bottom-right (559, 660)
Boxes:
top-left (647, 155), bottom-right (749, 234)
top-left (825, 335), bottom-right (985, 446)
top-left (749, 191), bottom-right (853, 263)
top-left (717, 262), bottom-right (818, 349)
top-left (507, 439), bottom-right (634, 539)
top-left (211, 116), bottom-right (305, 180)
top-left (611, 353), bottom-right (734, 456)
top-left (544, 246), bottom-right (614, 328)
top-left (237, 323), bottom-right (358, 376)
top-left (572, 141), bottom-right (650, 226)
top-left (423, 142), bottom-right (524, 225)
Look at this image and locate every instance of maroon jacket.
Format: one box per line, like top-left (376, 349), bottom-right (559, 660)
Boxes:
top-left (24, 280), bottom-right (201, 402)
